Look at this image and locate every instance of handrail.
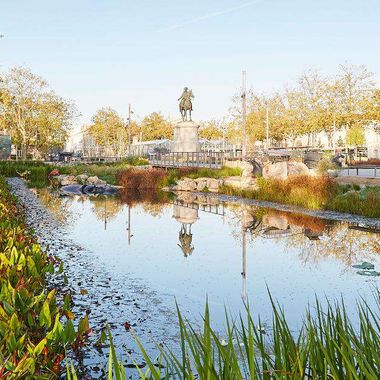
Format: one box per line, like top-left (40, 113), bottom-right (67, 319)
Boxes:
top-left (149, 151), bottom-right (231, 169)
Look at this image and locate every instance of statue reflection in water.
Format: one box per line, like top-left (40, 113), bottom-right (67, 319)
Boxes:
top-left (178, 224), bottom-right (194, 257)
top-left (173, 204), bottom-right (199, 257)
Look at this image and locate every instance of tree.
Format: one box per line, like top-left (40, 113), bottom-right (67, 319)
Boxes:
top-left (199, 119), bottom-right (223, 140)
top-left (361, 89), bottom-right (380, 128)
top-left (140, 112), bottom-right (173, 140)
top-left (224, 64), bottom-right (379, 148)
top-left (335, 64), bottom-right (376, 128)
top-left (0, 66), bottom-right (76, 158)
top-left (346, 124), bottom-right (365, 147)
top-left (89, 107), bottom-right (124, 154)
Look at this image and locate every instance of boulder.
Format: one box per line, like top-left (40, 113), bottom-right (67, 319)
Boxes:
top-left (76, 174), bottom-right (89, 184)
top-left (194, 177), bottom-right (208, 191)
top-left (224, 176), bottom-right (258, 190)
top-left (58, 175), bottom-right (77, 186)
top-left (262, 214), bottom-right (289, 230)
top-left (287, 161), bottom-right (310, 177)
top-left (225, 160), bottom-right (253, 177)
top-left (176, 178), bottom-right (197, 191)
top-left (87, 176), bottom-right (107, 186)
top-left (175, 192), bottom-right (197, 203)
top-left (206, 178), bottom-right (221, 192)
top-left (262, 161), bottom-right (288, 180)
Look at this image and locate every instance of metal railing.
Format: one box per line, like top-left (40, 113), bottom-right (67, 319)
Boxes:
top-left (338, 166), bottom-right (380, 178)
top-left (149, 151), bottom-right (230, 169)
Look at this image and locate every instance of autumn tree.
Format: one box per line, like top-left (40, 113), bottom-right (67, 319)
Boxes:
top-left (140, 112), bottom-right (173, 140)
top-left (346, 124), bottom-right (365, 147)
top-left (226, 64), bottom-right (379, 148)
top-left (0, 66), bottom-right (76, 158)
top-left (89, 107), bottom-right (124, 150)
top-left (199, 119), bottom-right (224, 140)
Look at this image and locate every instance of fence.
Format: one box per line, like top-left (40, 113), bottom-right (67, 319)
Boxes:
top-left (149, 152), bottom-right (234, 169)
top-left (338, 166), bottom-right (380, 178)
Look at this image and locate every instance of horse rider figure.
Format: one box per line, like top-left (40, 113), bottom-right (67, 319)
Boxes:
top-left (178, 224), bottom-right (194, 257)
top-left (178, 87), bottom-right (194, 122)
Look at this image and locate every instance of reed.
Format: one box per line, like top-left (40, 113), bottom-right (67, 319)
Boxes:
top-left (70, 291), bottom-right (380, 379)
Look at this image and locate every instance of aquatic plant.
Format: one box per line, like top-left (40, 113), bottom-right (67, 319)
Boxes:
top-left (67, 292), bottom-right (380, 379)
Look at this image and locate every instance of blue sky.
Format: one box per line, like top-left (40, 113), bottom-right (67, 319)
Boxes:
top-left (1, 0), bottom-right (379, 128)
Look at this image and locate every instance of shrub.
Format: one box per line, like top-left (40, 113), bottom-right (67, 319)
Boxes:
top-left (116, 168), bottom-right (167, 189)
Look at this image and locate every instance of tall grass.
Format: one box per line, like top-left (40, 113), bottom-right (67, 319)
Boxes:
top-left (220, 175), bottom-right (380, 218)
top-left (71, 293), bottom-right (380, 379)
top-left (221, 175), bottom-right (337, 210)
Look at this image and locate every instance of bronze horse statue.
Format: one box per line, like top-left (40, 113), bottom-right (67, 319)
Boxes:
top-left (178, 87), bottom-right (194, 121)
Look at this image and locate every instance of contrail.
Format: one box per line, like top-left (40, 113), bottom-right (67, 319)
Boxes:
top-left (157, 0), bottom-right (265, 32)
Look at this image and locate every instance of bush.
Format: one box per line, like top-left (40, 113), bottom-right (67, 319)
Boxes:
top-left (317, 158), bottom-right (339, 175)
top-left (116, 168), bottom-right (167, 189)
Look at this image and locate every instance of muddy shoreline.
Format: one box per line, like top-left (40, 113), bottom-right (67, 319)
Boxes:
top-left (7, 178), bottom-right (178, 378)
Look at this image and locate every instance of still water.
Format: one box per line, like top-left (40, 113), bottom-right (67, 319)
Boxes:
top-left (37, 189), bottom-right (380, 331)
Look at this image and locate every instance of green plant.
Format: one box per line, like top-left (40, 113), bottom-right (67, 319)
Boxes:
top-left (0, 177), bottom-right (85, 378)
top-left (68, 292), bottom-right (380, 379)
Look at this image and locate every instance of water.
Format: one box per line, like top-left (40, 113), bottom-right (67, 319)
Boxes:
top-left (37, 189), bottom-right (380, 365)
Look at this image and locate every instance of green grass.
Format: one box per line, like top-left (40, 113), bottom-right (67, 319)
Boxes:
top-left (0, 158), bottom-right (149, 187)
top-left (69, 292), bottom-right (380, 379)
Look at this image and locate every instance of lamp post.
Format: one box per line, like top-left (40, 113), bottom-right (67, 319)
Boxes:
top-left (241, 70), bottom-right (247, 159)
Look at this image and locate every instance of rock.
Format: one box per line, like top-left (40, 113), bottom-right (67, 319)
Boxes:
top-left (87, 176), bottom-right (107, 186)
top-left (175, 192), bottom-right (197, 203)
top-left (58, 175), bottom-right (78, 186)
top-left (194, 178), bottom-right (208, 191)
top-left (206, 178), bottom-right (220, 192)
top-left (224, 160), bottom-right (253, 177)
top-left (287, 161), bottom-right (310, 177)
top-left (262, 214), bottom-right (289, 230)
top-left (176, 178), bottom-right (197, 191)
top-left (224, 176), bottom-right (258, 190)
top-left (76, 174), bottom-right (89, 184)
top-left (262, 161), bottom-right (288, 180)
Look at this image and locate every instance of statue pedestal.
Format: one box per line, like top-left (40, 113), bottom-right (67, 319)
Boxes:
top-left (173, 121), bottom-right (200, 153)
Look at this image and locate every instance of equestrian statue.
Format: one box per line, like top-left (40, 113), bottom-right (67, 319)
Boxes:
top-left (178, 87), bottom-right (194, 122)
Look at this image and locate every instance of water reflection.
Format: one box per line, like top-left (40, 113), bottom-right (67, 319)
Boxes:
top-left (35, 187), bottom-right (380, 337)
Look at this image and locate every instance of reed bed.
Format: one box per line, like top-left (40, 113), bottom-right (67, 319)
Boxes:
top-left (74, 293), bottom-right (380, 379)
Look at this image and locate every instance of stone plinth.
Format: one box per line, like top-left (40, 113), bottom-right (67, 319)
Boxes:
top-left (173, 205), bottom-right (199, 225)
top-left (173, 121), bottom-right (200, 153)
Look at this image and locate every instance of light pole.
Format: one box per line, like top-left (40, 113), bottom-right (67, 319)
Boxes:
top-left (127, 104), bottom-right (134, 156)
top-left (266, 107), bottom-right (269, 150)
top-left (241, 70), bottom-right (247, 159)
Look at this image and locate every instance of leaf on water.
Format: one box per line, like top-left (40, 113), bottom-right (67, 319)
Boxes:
top-left (352, 262), bottom-right (375, 270)
top-left (356, 270), bottom-right (380, 277)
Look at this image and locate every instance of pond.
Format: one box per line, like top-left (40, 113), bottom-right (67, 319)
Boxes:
top-left (36, 188), bottom-right (380, 372)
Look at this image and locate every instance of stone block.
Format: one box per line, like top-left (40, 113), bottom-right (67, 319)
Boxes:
top-left (262, 161), bottom-right (288, 180)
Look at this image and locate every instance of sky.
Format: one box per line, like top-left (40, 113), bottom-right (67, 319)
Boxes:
top-left (1, 0), bottom-right (380, 135)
